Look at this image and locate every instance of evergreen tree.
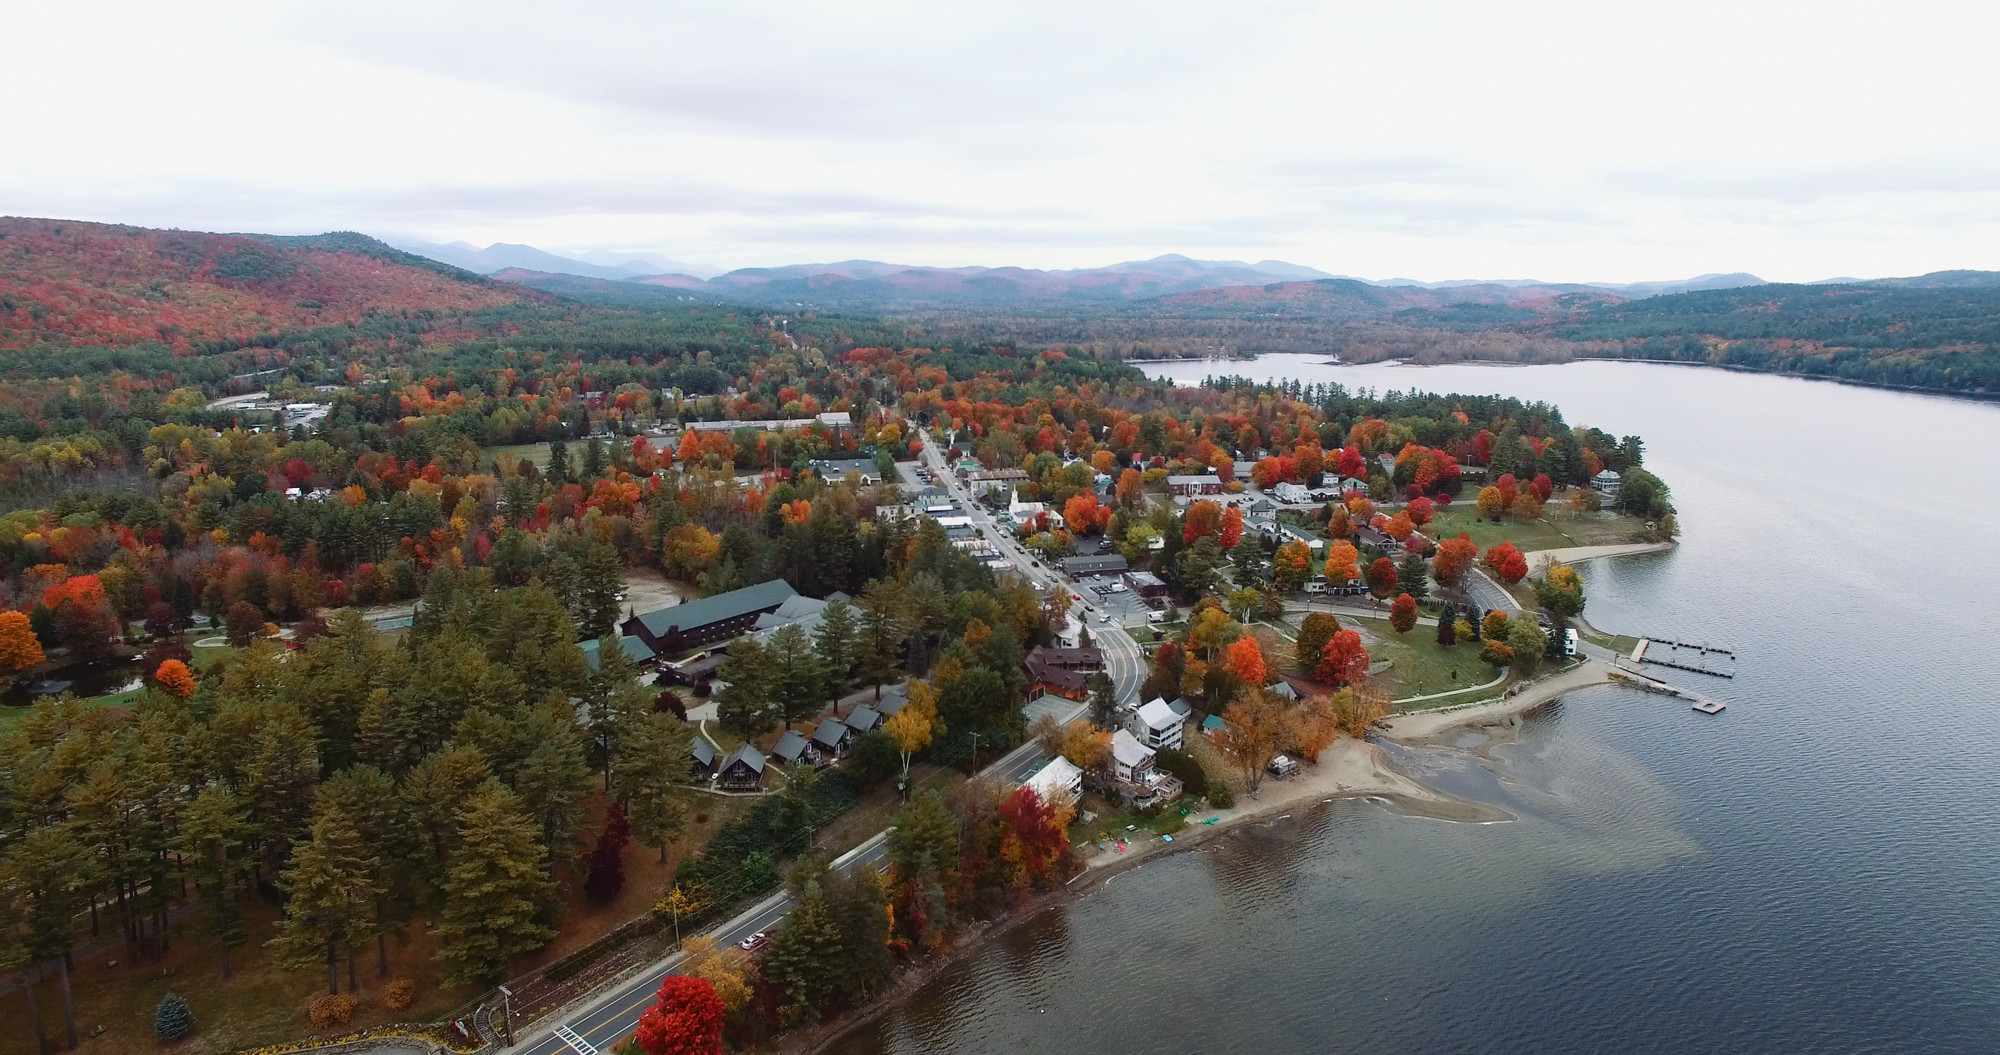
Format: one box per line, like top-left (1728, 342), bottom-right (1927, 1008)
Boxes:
top-left (435, 780), bottom-right (556, 987)
top-left (153, 992), bottom-right (196, 1042)
top-left (272, 803), bottom-right (381, 995)
top-left (1086, 671), bottom-right (1117, 730)
top-left (1435, 602), bottom-right (1457, 647)
top-left (813, 600), bottom-right (859, 707)
top-left (176, 785), bottom-right (250, 980)
top-left (762, 879), bottom-right (845, 1022)
top-left (399, 745), bottom-right (493, 894)
top-left (547, 440), bottom-right (570, 485)
top-left (611, 712), bottom-right (693, 862)
top-left (1395, 552), bottom-right (1430, 604)
top-left (577, 540), bottom-right (625, 640)
top-left (1467, 606), bottom-right (1484, 641)
top-left (511, 700), bottom-right (595, 869)
top-left (827, 868), bottom-right (893, 1000)
top-left (769, 623), bottom-right (827, 729)
top-left (315, 766), bottom-right (408, 978)
top-left (886, 790), bottom-right (960, 890)
top-left (714, 638), bottom-right (779, 736)
top-left (583, 439), bottom-right (607, 480)
top-left (6, 823), bottom-right (94, 1050)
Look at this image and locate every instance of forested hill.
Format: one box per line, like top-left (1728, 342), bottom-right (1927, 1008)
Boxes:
top-left (1550, 278), bottom-right (2000, 392)
top-left (0, 217), bottom-right (534, 355)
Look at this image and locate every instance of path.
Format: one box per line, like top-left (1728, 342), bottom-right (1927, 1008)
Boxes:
top-left (1376, 658), bottom-right (1613, 741)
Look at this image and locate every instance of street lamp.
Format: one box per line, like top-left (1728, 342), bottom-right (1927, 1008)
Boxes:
top-left (496, 985), bottom-right (516, 1046)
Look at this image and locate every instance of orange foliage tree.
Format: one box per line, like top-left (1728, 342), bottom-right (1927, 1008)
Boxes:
top-left (1324, 540), bottom-right (1359, 585)
top-left (0, 611), bottom-right (44, 678)
top-left (1218, 506), bottom-right (1244, 550)
top-left (154, 658), bottom-right (196, 698)
top-left (1226, 636), bottom-right (1267, 687)
top-left (1183, 500), bottom-right (1223, 545)
top-left (1431, 533), bottom-right (1479, 585)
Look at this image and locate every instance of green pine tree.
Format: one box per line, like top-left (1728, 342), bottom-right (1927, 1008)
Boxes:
top-left (510, 702), bottom-right (594, 868)
top-left (271, 802), bottom-right (380, 995)
top-left (813, 600), bottom-right (859, 705)
top-left (153, 992), bottom-right (196, 1041)
top-left (611, 712), bottom-right (693, 862)
top-left (176, 785), bottom-right (251, 980)
top-left (547, 440), bottom-right (570, 485)
top-left (762, 879), bottom-right (845, 1023)
top-left (434, 780), bottom-right (556, 988)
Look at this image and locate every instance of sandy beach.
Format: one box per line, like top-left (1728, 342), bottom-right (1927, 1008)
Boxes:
top-left (1524, 541), bottom-right (1674, 573)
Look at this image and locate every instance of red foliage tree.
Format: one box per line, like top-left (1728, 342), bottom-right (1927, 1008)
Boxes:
top-left (1316, 629), bottom-right (1370, 686)
top-left (1226, 637), bottom-right (1267, 687)
top-left (1483, 542), bottom-right (1530, 584)
top-left (584, 804), bottom-right (631, 904)
top-left (1405, 496), bottom-right (1435, 526)
top-left (1496, 474), bottom-right (1520, 510)
top-left (1531, 473), bottom-right (1554, 503)
top-left (998, 785), bottom-right (1068, 879)
top-left (1218, 505), bottom-right (1244, 550)
top-left (1183, 500), bottom-right (1223, 545)
top-left (1389, 593), bottom-right (1418, 634)
top-left (1366, 556), bottom-right (1398, 599)
top-left (633, 975), bottom-right (726, 1055)
top-left (1336, 445), bottom-right (1366, 481)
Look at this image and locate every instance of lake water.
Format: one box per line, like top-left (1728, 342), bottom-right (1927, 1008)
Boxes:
top-left (831, 357), bottom-right (2000, 1054)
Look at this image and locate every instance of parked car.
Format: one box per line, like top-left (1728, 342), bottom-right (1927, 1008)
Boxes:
top-left (738, 931), bottom-right (769, 951)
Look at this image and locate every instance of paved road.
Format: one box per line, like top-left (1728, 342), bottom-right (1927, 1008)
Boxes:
top-left (505, 436), bottom-right (1145, 1055)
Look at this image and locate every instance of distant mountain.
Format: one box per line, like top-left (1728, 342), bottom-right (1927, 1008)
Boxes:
top-left (392, 239), bottom-right (686, 282)
top-left (0, 217), bottom-right (530, 353)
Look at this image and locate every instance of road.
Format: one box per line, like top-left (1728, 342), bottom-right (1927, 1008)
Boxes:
top-left (504, 434), bottom-right (1146, 1055)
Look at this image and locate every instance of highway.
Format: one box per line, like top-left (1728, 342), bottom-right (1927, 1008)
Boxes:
top-left (504, 432), bottom-right (1145, 1054)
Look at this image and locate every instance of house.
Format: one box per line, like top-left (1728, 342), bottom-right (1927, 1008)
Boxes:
top-left (815, 411), bottom-right (852, 429)
top-left (1025, 645), bottom-right (1104, 699)
top-left (873, 682), bottom-right (911, 717)
top-left (1110, 729), bottom-right (1156, 784)
top-left (770, 729), bottom-right (811, 766)
top-left (1025, 756), bottom-right (1083, 807)
top-left (1272, 482), bottom-right (1310, 503)
top-left (579, 634), bottom-right (657, 673)
top-left (845, 704), bottom-right (884, 735)
top-left (1110, 728), bottom-right (1182, 805)
top-left (1592, 469), bottom-right (1623, 501)
top-left (1006, 486), bottom-right (1046, 527)
top-left (968, 467), bottom-right (1029, 496)
top-left (1267, 680), bottom-right (1301, 702)
top-left (1167, 474), bottom-right (1222, 496)
top-left (1201, 714), bottom-right (1228, 739)
top-left (1131, 698), bottom-right (1184, 751)
top-left (809, 458), bottom-right (881, 485)
top-left (810, 717), bottom-right (853, 761)
top-left (1060, 554), bottom-right (1128, 579)
top-left (690, 738), bottom-right (716, 782)
top-left (1123, 570), bottom-right (1169, 599)
top-left (954, 457), bottom-right (985, 479)
top-left (717, 745), bottom-right (766, 790)
top-left (622, 580), bottom-right (799, 656)
top-left (659, 650), bottom-right (726, 687)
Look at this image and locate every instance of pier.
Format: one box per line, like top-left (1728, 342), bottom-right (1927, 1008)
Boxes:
top-left (1631, 637), bottom-right (1737, 679)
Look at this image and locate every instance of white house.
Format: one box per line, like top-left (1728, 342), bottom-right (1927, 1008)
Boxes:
top-left (1272, 482), bottom-right (1310, 503)
top-left (1592, 469), bottom-right (1623, 501)
top-left (1025, 755), bottom-right (1083, 807)
top-left (1006, 485), bottom-right (1046, 528)
top-left (1110, 729), bottom-right (1156, 784)
top-left (1131, 698), bottom-right (1184, 751)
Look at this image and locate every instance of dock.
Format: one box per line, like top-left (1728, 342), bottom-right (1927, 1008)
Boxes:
top-left (1632, 637), bottom-right (1737, 678)
top-left (1609, 663), bottom-right (1731, 716)
top-left (1691, 699), bottom-right (1727, 714)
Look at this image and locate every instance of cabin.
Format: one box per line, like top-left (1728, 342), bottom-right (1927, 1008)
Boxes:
top-left (810, 717), bottom-right (853, 762)
top-left (622, 579), bottom-right (799, 656)
top-left (717, 745), bottom-right (766, 791)
top-left (1111, 728), bottom-right (1182, 806)
top-left (689, 738), bottom-right (716, 782)
top-left (770, 729), bottom-right (811, 766)
top-left (845, 704), bottom-right (884, 735)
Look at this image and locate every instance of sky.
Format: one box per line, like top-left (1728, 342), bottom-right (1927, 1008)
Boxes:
top-left (9, 0), bottom-right (2000, 282)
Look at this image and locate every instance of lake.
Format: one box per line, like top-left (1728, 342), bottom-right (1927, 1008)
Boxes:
top-left (830, 357), bottom-right (2000, 1054)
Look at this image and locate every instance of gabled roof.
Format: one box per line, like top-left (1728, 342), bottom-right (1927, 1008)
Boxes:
top-left (846, 705), bottom-right (883, 731)
top-left (580, 634), bottom-right (657, 672)
top-left (1111, 728), bottom-right (1155, 768)
top-left (1137, 698), bottom-right (1180, 732)
top-left (691, 738), bottom-right (716, 766)
top-left (874, 682), bottom-right (911, 716)
top-left (632, 579), bottom-right (799, 637)
top-left (771, 729), bottom-right (810, 762)
top-left (811, 717), bottom-right (851, 748)
top-left (721, 744), bottom-right (765, 773)
top-left (1166, 697), bottom-right (1194, 718)
top-left (1267, 680), bottom-right (1301, 701)
top-left (1026, 756), bottom-right (1083, 800)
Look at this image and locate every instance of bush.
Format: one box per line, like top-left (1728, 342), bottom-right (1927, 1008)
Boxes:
top-left (841, 730), bottom-right (899, 786)
top-left (154, 992), bottom-right (196, 1042)
top-left (1480, 640), bottom-right (1515, 667)
top-left (307, 993), bottom-right (358, 1030)
top-left (1154, 747), bottom-right (1208, 798)
top-left (1208, 781), bottom-right (1236, 809)
top-left (383, 979), bottom-right (416, 1012)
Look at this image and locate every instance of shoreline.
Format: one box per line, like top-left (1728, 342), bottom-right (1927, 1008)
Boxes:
top-left (1523, 540), bottom-right (1674, 574)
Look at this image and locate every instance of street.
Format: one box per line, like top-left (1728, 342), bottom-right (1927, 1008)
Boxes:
top-left (505, 430), bottom-right (1145, 1054)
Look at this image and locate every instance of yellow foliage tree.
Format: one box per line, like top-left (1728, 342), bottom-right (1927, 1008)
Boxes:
top-left (0, 610), bottom-right (45, 679)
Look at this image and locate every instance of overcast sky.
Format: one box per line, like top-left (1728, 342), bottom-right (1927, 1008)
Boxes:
top-left (11, 0), bottom-right (1998, 281)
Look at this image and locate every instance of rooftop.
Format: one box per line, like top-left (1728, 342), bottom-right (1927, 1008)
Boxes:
top-left (631, 579), bottom-right (799, 637)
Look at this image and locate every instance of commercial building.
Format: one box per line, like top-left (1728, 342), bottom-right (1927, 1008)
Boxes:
top-left (621, 579), bottom-right (800, 656)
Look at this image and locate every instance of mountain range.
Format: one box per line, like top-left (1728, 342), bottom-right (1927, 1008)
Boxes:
top-left (401, 239), bottom-right (1788, 309)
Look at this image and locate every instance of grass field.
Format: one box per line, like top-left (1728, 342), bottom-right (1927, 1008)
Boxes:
top-left (1424, 504), bottom-right (1651, 554)
top-left (1345, 616), bottom-right (1503, 704)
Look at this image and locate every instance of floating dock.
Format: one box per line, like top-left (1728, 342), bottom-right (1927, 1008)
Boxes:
top-left (1692, 699), bottom-right (1727, 714)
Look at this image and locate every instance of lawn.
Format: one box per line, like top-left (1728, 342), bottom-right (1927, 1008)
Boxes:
top-left (483, 441), bottom-right (553, 470)
top-left (1424, 505), bottom-right (1651, 555)
top-left (1344, 615), bottom-right (1504, 705)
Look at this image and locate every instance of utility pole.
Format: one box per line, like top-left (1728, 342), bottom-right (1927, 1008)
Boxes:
top-left (496, 985), bottom-right (516, 1046)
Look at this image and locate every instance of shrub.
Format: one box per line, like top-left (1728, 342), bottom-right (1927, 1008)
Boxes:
top-left (307, 993), bottom-right (358, 1030)
top-left (1480, 640), bottom-right (1515, 667)
top-left (1208, 781), bottom-right (1236, 809)
top-left (383, 979), bottom-right (416, 1012)
top-left (154, 992), bottom-right (196, 1042)
top-left (1154, 747), bottom-right (1209, 798)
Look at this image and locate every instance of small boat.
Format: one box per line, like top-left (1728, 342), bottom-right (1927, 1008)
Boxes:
top-left (1692, 699), bottom-right (1726, 714)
